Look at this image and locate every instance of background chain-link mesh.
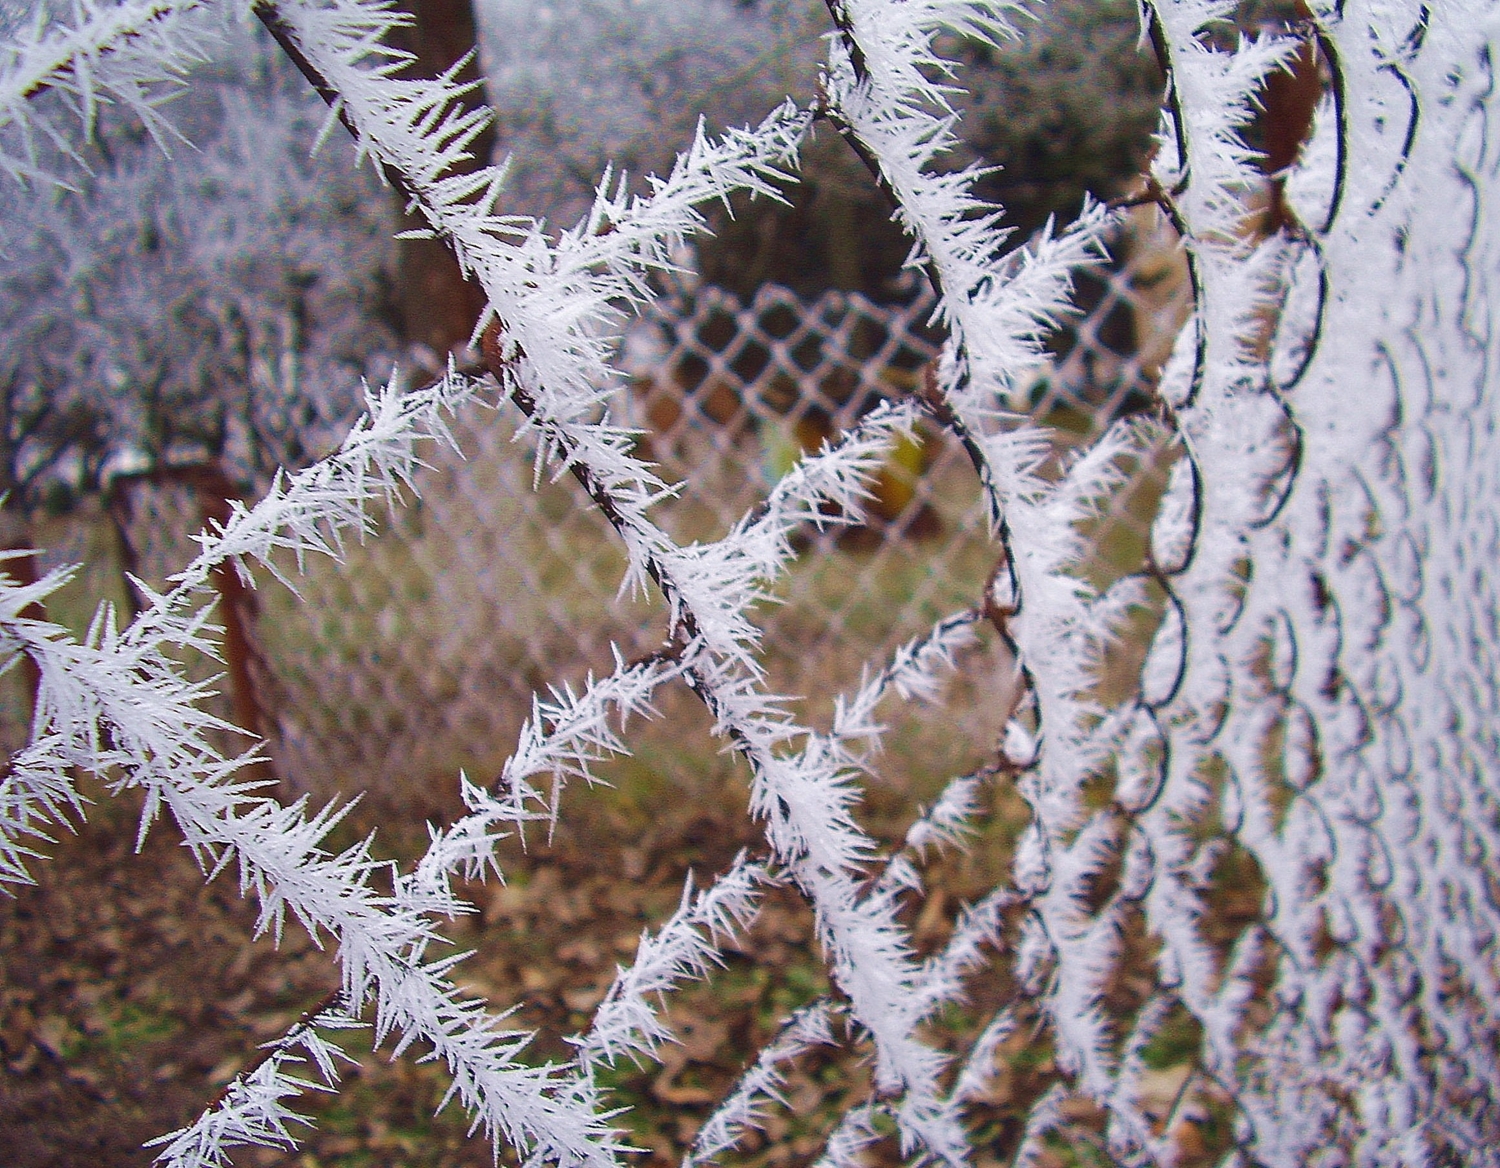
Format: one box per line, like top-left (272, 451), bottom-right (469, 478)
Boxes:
top-left (7, 213), bottom-right (1187, 812)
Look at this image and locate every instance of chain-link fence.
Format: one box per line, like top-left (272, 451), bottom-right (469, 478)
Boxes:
top-left (7, 211), bottom-right (1187, 815)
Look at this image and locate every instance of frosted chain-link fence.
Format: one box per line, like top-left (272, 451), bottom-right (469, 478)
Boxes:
top-left (9, 5), bottom-right (1500, 1163)
top-left (8, 213), bottom-right (1184, 808)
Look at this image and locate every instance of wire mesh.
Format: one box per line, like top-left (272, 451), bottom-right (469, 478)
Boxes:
top-left (6, 213), bottom-right (1187, 813)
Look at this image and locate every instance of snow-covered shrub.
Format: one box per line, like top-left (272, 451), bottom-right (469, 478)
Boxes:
top-left (0, 10), bottom-right (396, 511)
top-left (1, 2), bottom-right (1498, 1166)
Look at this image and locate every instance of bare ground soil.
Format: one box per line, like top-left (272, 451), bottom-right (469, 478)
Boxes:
top-left (0, 783), bottom-right (930, 1168)
top-left (0, 764), bottom-right (1230, 1168)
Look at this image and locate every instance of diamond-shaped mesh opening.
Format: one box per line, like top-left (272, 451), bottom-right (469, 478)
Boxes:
top-left (248, 403), bottom-right (664, 808)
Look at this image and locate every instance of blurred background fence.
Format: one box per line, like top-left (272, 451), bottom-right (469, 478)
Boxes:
top-left (3, 212), bottom-right (1185, 820)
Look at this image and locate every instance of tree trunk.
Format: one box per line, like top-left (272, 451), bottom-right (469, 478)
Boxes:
top-left (386, 0), bottom-right (496, 357)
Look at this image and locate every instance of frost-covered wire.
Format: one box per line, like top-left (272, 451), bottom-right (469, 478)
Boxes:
top-left (574, 854), bottom-right (770, 1073)
top-left (147, 998), bottom-right (363, 1168)
top-left (3, 365), bottom-right (642, 1168)
top-left (684, 1003), bottom-right (838, 1168)
top-left (1, 365), bottom-right (484, 885)
top-left (1133, 3), bottom-right (1500, 1163)
top-left (0, 0), bottom-right (215, 183)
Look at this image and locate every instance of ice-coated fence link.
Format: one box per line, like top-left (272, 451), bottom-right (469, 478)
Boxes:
top-left (4, 213), bottom-right (1184, 806)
